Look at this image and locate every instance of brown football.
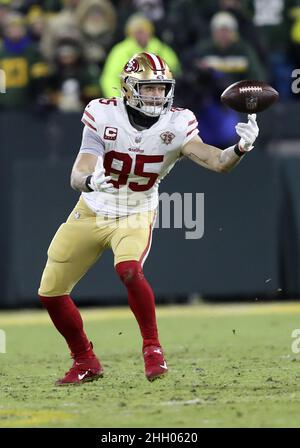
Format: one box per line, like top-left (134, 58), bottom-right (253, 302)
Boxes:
top-left (221, 80), bottom-right (279, 113)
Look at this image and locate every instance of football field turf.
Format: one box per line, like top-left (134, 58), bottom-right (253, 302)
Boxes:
top-left (1, 301), bottom-right (300, 428)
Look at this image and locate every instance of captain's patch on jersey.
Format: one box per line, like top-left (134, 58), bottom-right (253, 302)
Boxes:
top-left (104, 126), bottom-right (118, 140)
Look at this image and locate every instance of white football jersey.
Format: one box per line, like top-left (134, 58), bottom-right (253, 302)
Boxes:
top-left (80, 97), bottom-right (199, 217)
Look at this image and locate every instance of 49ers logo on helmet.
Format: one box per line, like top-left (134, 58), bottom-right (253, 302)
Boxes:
top-left (124, 58), bottom-right (139, 73)
top-left (104, 126), bottom-right (118, 140)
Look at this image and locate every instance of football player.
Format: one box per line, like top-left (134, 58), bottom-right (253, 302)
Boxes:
top-left (38, 52), bottom-right (259, 384)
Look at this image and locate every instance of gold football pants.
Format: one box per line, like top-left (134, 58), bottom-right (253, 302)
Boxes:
top-left (39, 197), bottom-right (156, 297)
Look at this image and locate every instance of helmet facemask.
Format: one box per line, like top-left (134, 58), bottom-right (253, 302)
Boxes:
top-left (125, 78), bottom-right (175, 117)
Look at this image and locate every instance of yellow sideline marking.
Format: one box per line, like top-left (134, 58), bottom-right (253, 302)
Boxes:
top-left (0, 302), bottom-right (300, 327)
top-left (0, 409), bottom-right (72, 427)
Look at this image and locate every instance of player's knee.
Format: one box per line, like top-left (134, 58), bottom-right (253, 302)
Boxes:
top-left (38, 272), bottom-right (70, 296)
top-left (38, 285), bottom-right (69, 297)
top-left (38, 263), bottom-right (70, 297)
top-left (115, 260), bottom-right (144, 285)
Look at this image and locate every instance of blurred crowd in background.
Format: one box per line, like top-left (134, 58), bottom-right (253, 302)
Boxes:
top-left (0, 0), bottom-right (299, 145)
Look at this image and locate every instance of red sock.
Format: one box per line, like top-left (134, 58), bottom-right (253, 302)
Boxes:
top-left (115, 261), bottom-right (160, 349)
top-left (39, 294), bottom-right (93, 358)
